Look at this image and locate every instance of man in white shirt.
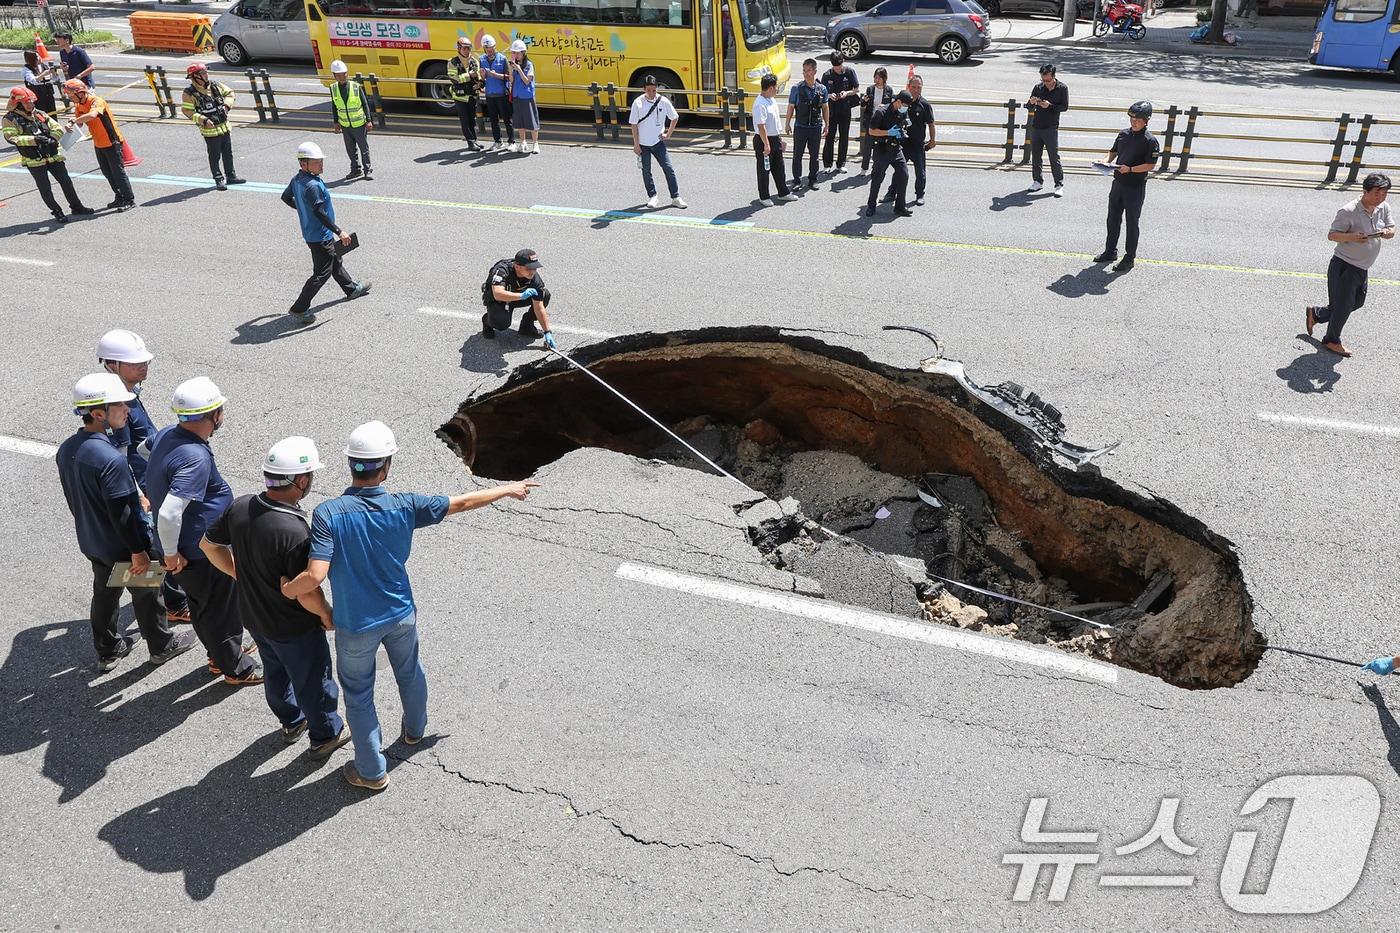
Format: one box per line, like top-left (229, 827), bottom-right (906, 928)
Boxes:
top-left (629, 74), bottom-right (687, 210)
top-left (1306, 173), bottom-right (1395, 357)
top-left (751, 74), bottom-right (798, 207)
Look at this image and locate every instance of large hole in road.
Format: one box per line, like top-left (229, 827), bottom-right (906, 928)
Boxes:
top-left (439, 327), bottom-right (1259, 689)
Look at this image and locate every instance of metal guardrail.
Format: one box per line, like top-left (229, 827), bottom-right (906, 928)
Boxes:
top-left (71, 64), bottom-right (1395, 187)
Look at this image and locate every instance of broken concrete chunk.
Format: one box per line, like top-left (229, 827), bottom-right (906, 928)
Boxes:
top-left (778, 496), bottom-right (802, 518)
top-left (782, 537), bottom-right (927, 617)
top-left (924, 592), bottom-right (990, 630)
top-left (738, 499), bottom-right (784, 528)
top-left (792, 574), bottom-right (824, 597)
top-left (779, 451), bottom-right (919, 526)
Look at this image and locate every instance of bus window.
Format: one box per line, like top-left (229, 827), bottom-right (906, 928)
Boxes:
top-left (1333, 0), bottom-right (1387, 21)
top-left (733, 0), bottom-right (782, 50)
top-left (639, 0), bottom-right (692, 24)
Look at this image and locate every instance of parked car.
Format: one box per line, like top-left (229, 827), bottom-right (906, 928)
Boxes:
top-left (980, 0), bottom-right (1095, 17)
top-left (214, 0), bottom-right (314, 66)
top-left (825, 0), bottom-right (992, 64)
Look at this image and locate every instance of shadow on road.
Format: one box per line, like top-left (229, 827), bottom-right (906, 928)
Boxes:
top-left (138, 187), bottom-right (212, 209)
top-left (459, 331), bottom-right (511, 375)
top-left (589, 204), bottom-right (651, 230)
top-left (1361, 683), bottom-right (1400, 780)
top-left (1047, 263), bottom-right (1120, 297)
top-left (1276, 336), bottom-right (1343, 394)
top-left (990, 188), bottom-right (1053, 211)
top-left (232, 312), bottom-right (326, 344)
top-left (0, 620), bottom-right (229, 803)
top-left (0, 215), bottom-right (76, 237)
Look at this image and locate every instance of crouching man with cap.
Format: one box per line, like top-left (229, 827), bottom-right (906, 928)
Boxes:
top-left (57, 374), bottom-right (197, 672)
top-left (201, 437), bottom-right (351, 757)
top-left (281, 421), bottom-right (539, 791)
top-left (480, 248), bottom-right (557, 348)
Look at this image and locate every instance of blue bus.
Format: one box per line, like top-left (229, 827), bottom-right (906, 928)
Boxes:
top-left (1310, 0), bottom-right (1400, 74)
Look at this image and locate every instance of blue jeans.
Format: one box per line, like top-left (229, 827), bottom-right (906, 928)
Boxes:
top-left (335, 612), bottom-right (428, 781)
top-left (639, 140), bottom-right (679, 199)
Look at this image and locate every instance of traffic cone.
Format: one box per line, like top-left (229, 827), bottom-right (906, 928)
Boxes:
top-left (34, 33), bottom-right (50, 61)
top-left (120, 137), bottom-right (143, 167)
top-left (907, 63), bottom-right (916, 82)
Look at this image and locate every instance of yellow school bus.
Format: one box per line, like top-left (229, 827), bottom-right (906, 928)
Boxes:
top-left (304, 0), bottom-right (789, 112)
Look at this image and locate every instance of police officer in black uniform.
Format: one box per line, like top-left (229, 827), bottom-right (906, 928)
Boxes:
top-left (1095, 100), bottom-right (1160, 273)
top-left (865, 90), bottom-right (913, 218)
top-left (820, 52), bottom-right (859, 174)
top-left (882, 75), bottom-right (935, 207)
top-left (481, 248), bottom-right (557, 348)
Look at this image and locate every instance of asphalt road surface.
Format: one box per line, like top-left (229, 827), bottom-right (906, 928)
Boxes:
top-left (1, 76), bottom-right (1398, 930)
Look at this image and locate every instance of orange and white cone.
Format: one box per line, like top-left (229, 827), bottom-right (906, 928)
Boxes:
top-left (120, 138), bottom-right (143, 167)
top-left (34, 33), bottom-right (50, 61)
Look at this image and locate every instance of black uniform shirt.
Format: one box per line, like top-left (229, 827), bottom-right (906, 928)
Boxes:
top-left (903, 97), bottom-right (935, 146)
top-left (1028, 81), bottom-right (1069, 129)
top-left (487, 258), bottom-right (544, 299)
top-left (869, 104), bottom-right (908, 150)
top-left (205, 493), bottom-right (322, 641)
top-left (821, 67), bottom-right (859, 111)
top-left (1110, 127), bottom-right (1160, 186)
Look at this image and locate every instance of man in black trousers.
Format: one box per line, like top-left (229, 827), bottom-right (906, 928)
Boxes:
top-left (1094, 101), bottom-right (1159, 273)
top-left (821, 52), bottom-right (859, 175)
top-left (1026, 64), bottom-right (1068, 197)
top-left (865, 91), bottom-right (913, 218)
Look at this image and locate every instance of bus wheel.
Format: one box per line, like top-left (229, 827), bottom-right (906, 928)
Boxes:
top-left (627, 69), bottom-right (688, 112)
top-left (417, 62), bottom-right (457, 115)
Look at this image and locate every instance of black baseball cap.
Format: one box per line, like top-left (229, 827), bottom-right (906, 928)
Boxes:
top-left (643, 74), bottom-right (658, 86)
top-left (514, 248), bottom-right (542, 269)
top-left (894, 90), bottom-right (914, 104)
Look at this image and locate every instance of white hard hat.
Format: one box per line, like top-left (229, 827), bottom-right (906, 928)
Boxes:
top-left (297, 141), bottom-right (325, 160)
top-left (171, 376), bottom-right (226, 420)
top-left (345, 420), bottom-right (399, 460)
top-left (330, 59), bottom-right (348, 74)
top-left (264, 436), bottom-right (325, 475)
top-left (481, 34), bottom-right (496, 46)
top-left (96, 328), bottom-right (154, 364)
top-left (73, 372), bottom-right (136, 410)
top-left (509, 39), bottom-right (527, 52)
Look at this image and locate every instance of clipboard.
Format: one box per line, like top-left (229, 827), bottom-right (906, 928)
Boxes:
top-left (107, 561), bottom-right (166, 589)
top-left (334, 231), bottom-right (360, 256)
top-left (59, 126), bottom-right (86, 152)
top-left (1092, 161), bottom-right (1120, 177)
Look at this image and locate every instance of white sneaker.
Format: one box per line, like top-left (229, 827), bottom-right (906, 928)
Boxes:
top-left (914, 197), bottom-right (925, 206)
top-left (1027, 181), bottom-right (1043, 192)
top-left (758, 198), bottom-right (775, 207)
top-left (506, 142), bottom-right (518, 153)
top-left (1053, 185), bottom-right (1064, 197)
top-left (531, 142), bottom-right (540, 154)
top-left (671, 196), bottom-right (687, 208)
top-left (646, 194), bottom-right (661, 209)
top-left (836, 165), bottom-right (848, 174)
top-left (776, 193), bottom-right (799, 202)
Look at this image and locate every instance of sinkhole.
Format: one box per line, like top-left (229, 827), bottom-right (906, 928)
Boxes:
top-left (438, 327), bottom-right (1259, 689)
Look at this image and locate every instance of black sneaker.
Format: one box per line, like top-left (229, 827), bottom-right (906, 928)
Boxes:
top-left (71, 205), bottom-right (96, 216)
top-left (282, 720), bottom-right (309, 744)
top-left (97, 636), bottom-right (136, 673)
top-left (1093, 251), bottom-right (1116, 263)
top-left (1114, 256), bottom-right (1136, 272)
top-left (51, 211), bottom-right (67, 224)
top-left (864, 205), bottom-right (876, 217)
top-left (894, 208), bottom-right (914, 217)
top-left (362, 170), bottom-right (373, 181)
top-left (482, 327), bottom-right (496, 339)
top-left (227, 177), bottom-right (248, 185)
top-left (116, 202), bottom-right (136, 212)
top-left (150, 630), bottom-right (196, 665)
top-left (344, 168), bottom-right (362, 180)
top-left (106, 199), bottom-right (123, 209)
top-left (215, 179), bottom-right (228, 191)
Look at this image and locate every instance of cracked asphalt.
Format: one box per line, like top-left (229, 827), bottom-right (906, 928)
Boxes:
top-left (2, 116), bottom-right (1400, 930)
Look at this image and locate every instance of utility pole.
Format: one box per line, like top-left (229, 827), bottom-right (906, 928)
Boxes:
top-left (1060, 0), bottom-right (1076, 38)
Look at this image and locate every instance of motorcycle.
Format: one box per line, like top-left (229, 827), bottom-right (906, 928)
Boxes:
top-left (1094, 0), bottom-right (1147, 39)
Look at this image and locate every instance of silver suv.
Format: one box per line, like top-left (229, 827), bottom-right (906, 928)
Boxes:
top-left (825, 0), bottom-right (991, 64)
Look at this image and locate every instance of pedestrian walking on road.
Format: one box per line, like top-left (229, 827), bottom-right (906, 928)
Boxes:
top-left (2, 86), bottom-right (93, 223)
top-left (481, 248), bottom-right (557, 346)
top-left (202, 436), bottom-right (352, 758)
top-left (328, 60), bottom-right (373, 180)
top-left (57, 373), bottom-right (197, 673)
top-left (629, 74), bottom-right (686, 210)
top-left (1026, 64), bottom-right (1068, 196)
top-left (280, 421), bottom-right (540, 791)
top-left (821, 52), bottom-right (859, 175)
top-left (1094, 100), bottom-right (1159, 273)
top-left (146, 376), bottom-right (263, 686)
top-left (752, 74), bottom-right (796, 206)
top-left (56, 33), bottom-right (95, 90)
top-left (97, 328), bottom-right (193, 625)
top-left (508, 40), bottom-right (540, 153)
top-left (866, 90), bottom-right (912, 218)
top-left (448, 37), bottom-right (483, 151)
top-left (859, 67), bottom-right (892, 174)
top-left (182, 63), bottom-right (245, 191)
top-left (65, 80), bottom-right (135, 211)
top-left (785, 58), bottom-right (829, 192)
top-left (1306, 173), bottom-right (1395, 358)
top-left (480, 35), bottom-right (514, 152)
top-left (281, 141), bottom-right (371, 324)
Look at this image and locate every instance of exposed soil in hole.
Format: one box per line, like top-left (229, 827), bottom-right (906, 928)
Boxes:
top-left (438, 327), bottom-right (1260, 689)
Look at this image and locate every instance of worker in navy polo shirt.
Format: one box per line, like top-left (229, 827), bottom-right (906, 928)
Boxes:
top-left (146, 376), bottom-right (262, 685)
top-left (56, 373), bottom-right (195, 672)
top-left (281, 420), bottom-right (539, 792)
top-left (203, 437), bottom-right (351, 758)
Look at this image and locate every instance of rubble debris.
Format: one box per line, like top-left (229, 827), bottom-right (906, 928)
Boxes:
top-left (438, 327), bottom-right (1259, 689)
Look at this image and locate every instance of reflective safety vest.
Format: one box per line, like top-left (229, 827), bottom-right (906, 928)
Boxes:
top-left (447, 55), bottom-right (481, 104)
top-left (331, 80), bottom-right (368, 129)
top-left (1, 108), bottom-right (65, 167)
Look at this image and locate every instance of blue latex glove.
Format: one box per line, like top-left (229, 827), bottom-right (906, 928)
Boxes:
top-left (888, 125), bottom-right (904, 140)
top-left (1364, 657), bottom-right (1395, 676)
top-left (543, 332), bottom-right (557, 350)
top-left (518, 287), bottom-right (538, 301)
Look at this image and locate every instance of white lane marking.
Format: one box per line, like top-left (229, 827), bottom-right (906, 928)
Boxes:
top-left (0, 255), bottom-right (55, 267)
top-left (1257, 411), bottom-right (1400, 439)
top-left (415, 307), bottom-right (617, 339)
top-left (616, 561), bottom-right (1119, 684)
top-left (531, 204), bottom-right (754, 229)
top-left (0, 435), bottom-right (58, 458)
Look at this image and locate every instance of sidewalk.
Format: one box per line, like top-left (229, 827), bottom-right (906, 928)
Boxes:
top-left (788, 7), bottom-right (1315, 59)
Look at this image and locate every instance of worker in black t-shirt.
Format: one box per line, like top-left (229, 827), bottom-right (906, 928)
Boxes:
top-left (201, 436), bottom-right (351, 758)
top-left (881, 75), bottom-right (935, 207)
top-left (1095, 101), bottom-right (1160, 273)
top-left (820, 52), bottom-right (859, 174)
top-left (481, 248), bottom-right (556, 347)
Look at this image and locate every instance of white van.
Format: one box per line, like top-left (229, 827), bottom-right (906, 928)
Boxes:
top-left (214, 0), bottom-right (314, 65)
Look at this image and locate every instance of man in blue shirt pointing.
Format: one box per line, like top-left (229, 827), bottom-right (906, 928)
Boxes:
top-left (281, 140), bottom-right (370, 325)
top-left (282, 420), bottom-right (538, 791)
